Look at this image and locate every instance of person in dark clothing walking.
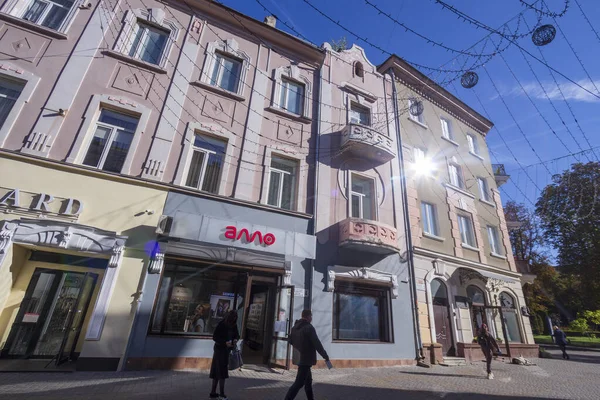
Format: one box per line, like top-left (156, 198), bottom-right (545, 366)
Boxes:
top-left (284, 309), bottom-right (330, 400)
top-left (209, 311), bottom-right (239, 400)
top-left (553, 325), bottom-right (570, 360)
top-left (477, 323), bottom-right (501, 380)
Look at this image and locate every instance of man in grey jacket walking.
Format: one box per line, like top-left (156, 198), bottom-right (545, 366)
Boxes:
top-left (284, 309), bottom-right (329, 400)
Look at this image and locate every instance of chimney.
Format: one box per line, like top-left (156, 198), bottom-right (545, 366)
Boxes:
top-left (264, 15), bottom-right (276, 28)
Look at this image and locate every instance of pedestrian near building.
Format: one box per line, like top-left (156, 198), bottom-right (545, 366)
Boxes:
top-left (477, 323), bottom-right (501, 379)
top-left (553, 325), bottom-right (570, 360)
top-left (209, 311), bottom-right (240, 400)
top-left (285, 309), bottom-right (330, 400)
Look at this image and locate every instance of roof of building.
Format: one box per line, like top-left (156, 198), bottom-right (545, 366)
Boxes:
top-left (378, 55), bottom-right (494, 135)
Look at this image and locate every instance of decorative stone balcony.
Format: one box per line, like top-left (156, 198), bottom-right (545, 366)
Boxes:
top-left (340, 124), bottom-right (396, 164)
top-left (492, 164), bottom-right (509, 187)
top-left (339, 218), bottom-right (400, 254)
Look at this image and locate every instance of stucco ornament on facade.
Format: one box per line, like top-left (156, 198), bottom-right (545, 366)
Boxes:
top-left (326, 265), bottom-right (399, 298)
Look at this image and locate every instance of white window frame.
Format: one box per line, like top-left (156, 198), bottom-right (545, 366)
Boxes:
top-left (200, 38), bottom-right (250, 98)
top-left (413, 147), bottom-right (426, 164)
top-left (477, 177), bottom-right (491, 202)
top-left (114, 9), bottom-right (178, 69)
top-left (440, 118), bottom-right (453, 140)
top-left (349, 172), bottom-right (377, 221)
top-left (408, 98), bottom-right (425, 124)
top-left (2, 0), bottom-right (80, 33)
top-left (82, 109), bottom-right (139, 172)
top-left (175, 122), bottom-right (234, 196)
top-left (487, 225), bottom-right (503, 256)
top-left (458, 214), bottom-right (477, 248)
top-left (66, 94), bottom-right (151, 175)
top-left (266, 155), bottom-right (298, 210)
top-left (183, 134), bottom-right (227, 193)
top-left (209, 52), bottom-right (243, 93)
top-left (448, 162), bottom-right (464, 189)
top-left (0, 65), bottom-right (40, 148)
top-left (348, 101), bottom-right (371, 126)
top-left (127, 22), bottom-right (170, 66)
top-left (271, 65), bottom-right (312, 119)
top-left (421, 202), bottom-right (439, 237)
top-left (261, 147), bottom-right (306, 213)
top-left (467, 133), bottom-right (480, 155)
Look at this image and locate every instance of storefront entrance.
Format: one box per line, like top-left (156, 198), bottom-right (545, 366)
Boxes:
top-left (1, 268), bottom-right (98, 365)
top-left (148, 260), bottom-right (295, 369)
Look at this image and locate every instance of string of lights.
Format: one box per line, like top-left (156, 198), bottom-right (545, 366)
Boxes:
top-left (573, 0), bottom-right (600, 44)
top-left (494, 40), bottom-right (589, 162)
top-left (521, 17), bottom-right (600, 162)
top-left (434, 0), bottom-right (600, 101)
top-left (519, 0), bottom-right (570, 17)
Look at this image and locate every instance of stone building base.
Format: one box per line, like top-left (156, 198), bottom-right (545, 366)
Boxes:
top-left (457, 343), bottom-right (539, 363)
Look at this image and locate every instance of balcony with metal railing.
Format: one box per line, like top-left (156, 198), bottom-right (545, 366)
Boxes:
top-left (492, 163), bottom-right (509, 187)
top-left (339, 124), bottom-right (396, 164)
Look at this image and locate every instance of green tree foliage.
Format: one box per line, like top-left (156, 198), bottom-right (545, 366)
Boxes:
top-left (570, 317), bottom-right (589, 334)
top-left (536, 162), bottom-right (600, 312)
top-left (330, 36), bottom-right (349, 52)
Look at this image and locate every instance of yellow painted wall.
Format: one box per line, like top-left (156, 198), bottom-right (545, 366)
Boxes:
top-left (0, 155), bottom-right (168, 359)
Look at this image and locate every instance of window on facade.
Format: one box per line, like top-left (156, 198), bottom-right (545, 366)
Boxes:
top-left (349, 102), bottom-right (370, 126)
top-left (448, 163), bottom-right (464, 189)
top-left (279, 78), bottom-right (304, 115)
top-left (17, 0), bottom-right (75, 31)
top-left (350, 174), bottom-right (376, 220)
top-left (333, 281), bottom-right (391, 342)
top-left (499, 292), bottom-right (522, 343)
top-left (82, 109), bottom-right (139, 173)
top-left (408, 99), bottom-right (425, 124)
top-left (477, 177), bottom-right (490, 202)
top-left (150, 263), bottom-right (248, 336)
top-left (127, 21), bottom-right (169, 65)
top-left (0, 77), bottom-right (24, 130)
top-left (267, 155), bottom-right (298, 210)
top-left (185, 134), bottom-right (227, 194)
top-left (354, 62), bottom-right (364, 78)
top-left (467, 285), bottom-right (486, 306)
top-left (487, 226), bottom-right (503, 255)
top-left (457, 214), bottom-right (476, 247)
top-left (431, 279), bottom-right (449, 306)
top-left (210, 52), bottom-right (242, 93)
top-left (440, 118), bottom-right (453, 140)
top-left (467, 134), bottom-right (479, 155)
top-left (421, 202), bottom-right (439, 237)
top-left (413, 147), bottom-right (426, 164)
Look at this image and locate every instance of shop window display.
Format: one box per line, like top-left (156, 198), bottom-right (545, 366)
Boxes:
top-left (150, 264), bottom-right (246, 336)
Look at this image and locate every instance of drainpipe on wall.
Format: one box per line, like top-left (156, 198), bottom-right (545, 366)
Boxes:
top-left (308, 56), bottom-right (324, 310)
top-left (387, 67), bottom-right (427, 366)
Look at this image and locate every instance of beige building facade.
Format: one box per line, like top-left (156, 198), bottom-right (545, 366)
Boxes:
top-left (0, 152), bottom-right (167, 370)
top-left (379, 56), bottom-right (537, 364)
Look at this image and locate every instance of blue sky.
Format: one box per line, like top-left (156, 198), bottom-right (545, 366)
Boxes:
top-left (221, 0), bottom-right (600, 212)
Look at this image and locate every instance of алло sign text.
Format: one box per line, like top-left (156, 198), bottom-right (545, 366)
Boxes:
top-left (224, 225), bottom-right (276, 246)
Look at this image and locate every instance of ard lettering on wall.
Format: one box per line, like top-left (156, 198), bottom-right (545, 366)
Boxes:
top-left (0, 187), bottom-right (83, 219)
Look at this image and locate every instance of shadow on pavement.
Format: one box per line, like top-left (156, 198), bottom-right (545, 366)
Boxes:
top-left (399, 370), bottom-right (486, 380)
top-left (0, 371), bottom-right (579, 400)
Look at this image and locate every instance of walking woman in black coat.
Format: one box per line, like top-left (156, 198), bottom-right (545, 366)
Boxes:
top-left (209, 310), bottom-right (240, 400)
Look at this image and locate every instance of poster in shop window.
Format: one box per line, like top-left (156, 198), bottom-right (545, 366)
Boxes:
top-left (246, 303), bottom-right (264, 331)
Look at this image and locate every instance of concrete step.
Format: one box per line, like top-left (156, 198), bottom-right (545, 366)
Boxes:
top-left (439, 357), bottom-right (467, 367)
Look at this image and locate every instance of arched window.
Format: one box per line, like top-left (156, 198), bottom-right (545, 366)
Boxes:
top-left (467, 285), bottom-right (486, 306)
top-left (354, 62), bottom-right (364, 78)
top-left (467, 285), bottom-right (487, 337)
top-left (500, 292), bottom-right (523, 343)
top-left (431, 279), bottom-right (448, 306)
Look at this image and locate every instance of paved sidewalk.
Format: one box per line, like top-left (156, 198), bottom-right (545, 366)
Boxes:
top-left (0, 348), bottom-right (597, 400)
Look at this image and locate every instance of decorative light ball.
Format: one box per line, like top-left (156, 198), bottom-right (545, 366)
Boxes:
top-left (409, 99), bottom-right (424, 117)
top-left (532, 24), bottom-right (556, 46)
top-left (461, 71), bottom-right (479, 89)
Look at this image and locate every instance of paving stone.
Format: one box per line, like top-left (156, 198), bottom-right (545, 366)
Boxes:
top-left (0, 348), bottom-right (597, 399)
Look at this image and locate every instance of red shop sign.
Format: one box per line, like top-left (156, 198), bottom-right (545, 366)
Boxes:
top-left (224, 226), bottom-right (276, 246)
